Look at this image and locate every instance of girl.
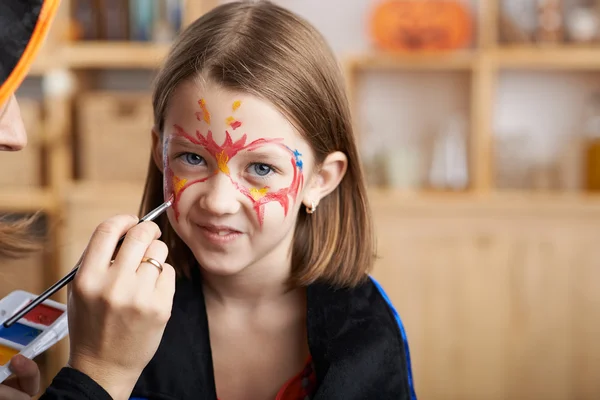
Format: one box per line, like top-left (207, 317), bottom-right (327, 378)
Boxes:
top-left (134, 1), bottom-right (416, 399)
top-left (46, 1), bottom-right (417, 399)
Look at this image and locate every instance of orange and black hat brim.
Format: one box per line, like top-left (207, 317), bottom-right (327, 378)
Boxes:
top-left (0, 0), bottom-right (60, 106)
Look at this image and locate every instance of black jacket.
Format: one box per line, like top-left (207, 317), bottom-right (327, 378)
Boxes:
top-left (41, 272), bottom-right (417, 400)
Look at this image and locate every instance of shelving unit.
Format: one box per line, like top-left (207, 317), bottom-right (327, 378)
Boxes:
top-left (344, 0), bottom-right (600, 197)
top-left (342, 2), bottom-right (600, 398)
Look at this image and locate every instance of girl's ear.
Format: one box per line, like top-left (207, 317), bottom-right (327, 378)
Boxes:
top-left (302, 151), bottom-right (348, 210)
top-left (151, 128), bottom-right (164, 173)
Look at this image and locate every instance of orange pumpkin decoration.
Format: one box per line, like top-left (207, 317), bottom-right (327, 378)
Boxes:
top-left (369, 0), bottom-right (473, 52)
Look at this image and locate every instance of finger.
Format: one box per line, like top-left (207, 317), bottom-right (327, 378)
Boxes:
top-left (136, 240), bottom-right (168, 292)
top-left (112, 221), bottom-right (161, 274)
top-left (79, 215), bottom-right (139, 277)
top-left (6, 355), bottom-right (39, 396)
top-left (0, 382), bottom-right (29, 400)
top-left (155, 262), bottom-right (176, 299)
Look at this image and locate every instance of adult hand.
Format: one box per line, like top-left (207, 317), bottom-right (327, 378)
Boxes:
top-left (66, 215), bottom-right (176, 399)
top-left (0, 355), bottom-right (40, 399)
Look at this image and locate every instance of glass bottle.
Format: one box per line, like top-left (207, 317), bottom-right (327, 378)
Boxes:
top-left (583, 93), bottom-right (600, 192)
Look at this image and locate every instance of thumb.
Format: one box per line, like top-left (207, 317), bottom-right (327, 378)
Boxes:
top-left (7, 354), bottom-right (40, 395)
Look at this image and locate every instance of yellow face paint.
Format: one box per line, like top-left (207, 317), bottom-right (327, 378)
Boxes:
top-left (226, 116), bottom-right (235, 125)
top-left (232, 100), bottom-right (241, 111)
top-left (216, 151), bottom-right (230, 175)
top-left (198, 99), bottom-right (211, 124)
top-left (250, 187), bottom-right (269, 200)
top-left (173, 176), bottom-right (188, 196)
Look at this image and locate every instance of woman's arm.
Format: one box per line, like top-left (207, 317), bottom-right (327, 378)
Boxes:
top-left (39, 215), bottom-right (176, 400)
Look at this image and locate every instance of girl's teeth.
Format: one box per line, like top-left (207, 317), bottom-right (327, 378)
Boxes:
top-left (218, 231), bottom-right (229, 236)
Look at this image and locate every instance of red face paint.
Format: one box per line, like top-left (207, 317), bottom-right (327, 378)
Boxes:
top-left (235, 157), bottom-right (304, 225)
top-left (226, 116), bottom-right (242, 130)
top-left (167, 124), bottom-right (304, 226)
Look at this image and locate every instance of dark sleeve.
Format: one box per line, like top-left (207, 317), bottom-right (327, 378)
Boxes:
top-left (39, 367), bottom-right (113, 400)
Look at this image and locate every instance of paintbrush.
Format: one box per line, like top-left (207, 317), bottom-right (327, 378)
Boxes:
top-left (3, 200), bottom-right (173, 328)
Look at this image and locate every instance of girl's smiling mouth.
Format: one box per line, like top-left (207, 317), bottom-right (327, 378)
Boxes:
top-left (196, 223), bottom-right (243, 244)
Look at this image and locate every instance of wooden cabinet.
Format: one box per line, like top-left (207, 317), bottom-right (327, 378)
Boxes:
top-left (77, 92), bottom-right (153, 183)
top-left (0, 99), bottom-right (44, 187)
top-left (371, 194), bottom-right (600, 400)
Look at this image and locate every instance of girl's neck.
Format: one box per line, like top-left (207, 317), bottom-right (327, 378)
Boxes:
top-left (200, 258), bottom-right (295, 308)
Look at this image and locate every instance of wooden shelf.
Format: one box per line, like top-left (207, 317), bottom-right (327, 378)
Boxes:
top-left (0, 188), bottom-right (57, 213)
top-left (492, 46), bottom-right (600, 70)
top-left (346, 50), bottom-right (477, 71)
top-left (65, 180), bottom-right (146, 200)
top-left (64, 42), bottom-right (171, 69)
top-left (28, 56), bottom-right (60, 76)
top-left (29, 43), bottom-right (600, 74)
top-left (369, 188), bottom-right (600, 212)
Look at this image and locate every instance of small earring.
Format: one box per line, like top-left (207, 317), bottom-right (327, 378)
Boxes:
top-left (306, 201), bottom-right (317, 214)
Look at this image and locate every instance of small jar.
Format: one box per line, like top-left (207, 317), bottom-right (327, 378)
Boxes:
top-left (583, 93), bottom-right (600, 192)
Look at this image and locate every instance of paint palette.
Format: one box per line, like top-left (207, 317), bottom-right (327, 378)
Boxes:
top-left (0, 290), bottom-right (68, 383)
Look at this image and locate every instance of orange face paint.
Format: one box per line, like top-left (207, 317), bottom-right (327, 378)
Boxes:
top-left (195, 99), bottom-right (211, 124)
top-left (250, 187), bottom-right (269, 200)
top-left (215, 150), bottom-right (230, 175)
top-left (173, 176), bottom-right (188, 196)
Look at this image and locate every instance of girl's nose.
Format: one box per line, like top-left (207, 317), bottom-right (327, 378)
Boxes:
top-left (199, 172), bottom-right (242, 216)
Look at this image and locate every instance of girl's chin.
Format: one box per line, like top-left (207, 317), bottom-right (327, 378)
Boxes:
top-left (197, 262), bottom-right (248, 277)
top-left (192, 252), bottom-right (249, 277)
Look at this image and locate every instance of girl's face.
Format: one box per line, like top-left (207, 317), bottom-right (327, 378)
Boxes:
top-left (157, 80), bottom-right (316, 276)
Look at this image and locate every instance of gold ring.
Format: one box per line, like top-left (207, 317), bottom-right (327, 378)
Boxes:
top-left (140, 257), bottom-right (163, 273)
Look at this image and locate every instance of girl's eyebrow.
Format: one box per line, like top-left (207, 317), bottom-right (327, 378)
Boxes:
top-left (237, 148), bottom-right (290, 163)
top-left (246, 143), bottom-right (291, 156)
top-left (167, 135), bottom-right (204, 149)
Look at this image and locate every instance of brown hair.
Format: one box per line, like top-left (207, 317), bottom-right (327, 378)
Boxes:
top-left (140, 0), bottom-right (375, 288)
top-left (0, 214), bottom-right (41, 260)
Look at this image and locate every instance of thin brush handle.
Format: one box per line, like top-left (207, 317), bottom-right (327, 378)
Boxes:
top-left (3, 201), bottom-right (172, 328)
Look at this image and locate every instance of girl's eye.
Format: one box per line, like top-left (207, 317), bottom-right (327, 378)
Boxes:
top-left (250, 163), bottom-right (273, 177)
top-left (181, 153), bottom-right (205, 165)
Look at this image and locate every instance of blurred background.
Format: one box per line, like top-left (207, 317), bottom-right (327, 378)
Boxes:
top-left (2, 0), bottom-right (600, 398)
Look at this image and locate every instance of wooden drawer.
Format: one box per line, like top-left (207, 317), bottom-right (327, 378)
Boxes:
top-left (0, 98), bottom-right (43, 187)
top-left (370, 195), bottom-right (600, 400)
top-left (60, 182), bottom-right (146, 284)
top-left (45, 182), bottom-right (146, 390)
top-left (0, 253), bottom-right (46, 299)
top-left (77, 92), bottom-right (153, 183)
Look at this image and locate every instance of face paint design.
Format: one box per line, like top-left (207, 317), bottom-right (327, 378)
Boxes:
top-left (195, 98), bottom-right (211, 124)
top-left (226, 100), bottom-right (242, 130)
top-left (164, 100), bottom-right (304, 226)
top-left (233, 151), bottom-right (304, 225)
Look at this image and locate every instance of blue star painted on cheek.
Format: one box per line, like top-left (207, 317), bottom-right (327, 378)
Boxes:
top-left (293, 149), bottom-right (303, 171)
